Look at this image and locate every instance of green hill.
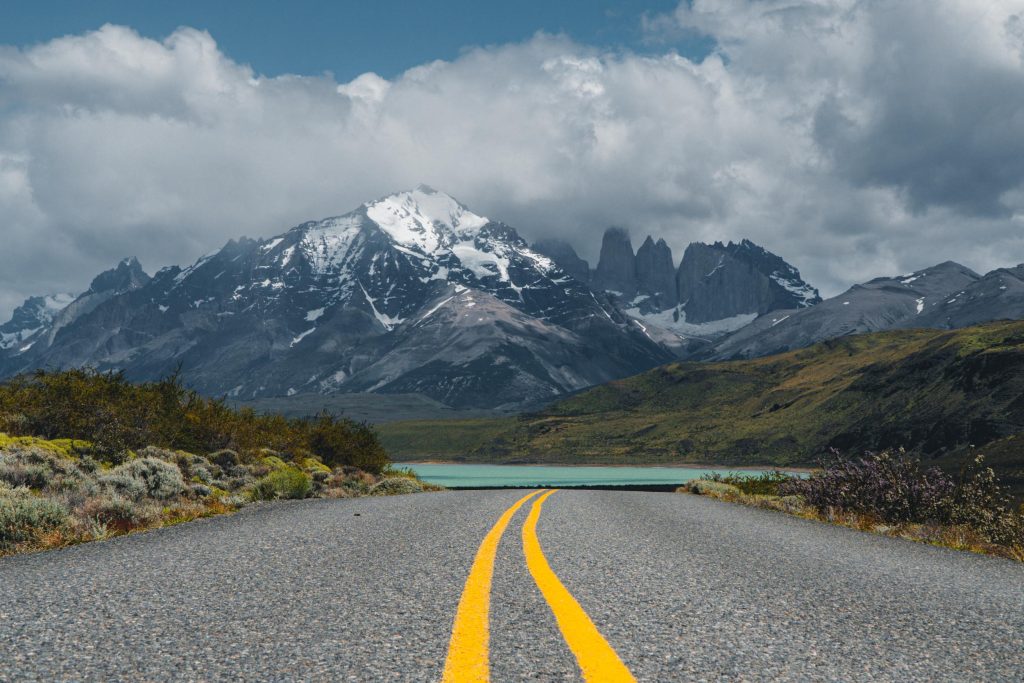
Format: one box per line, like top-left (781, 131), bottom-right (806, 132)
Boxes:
top-left (378, 321), bottom-right (1024, 492)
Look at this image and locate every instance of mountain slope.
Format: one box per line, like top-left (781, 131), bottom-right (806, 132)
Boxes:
top-left (706, 261), bottom-right (981, 360)
top-left (378, 321), bottom-right (1024, 492)
top-left (0, 187), bottom-right (672, 408)
top-left (907, 264), bottom-right (1024, 329)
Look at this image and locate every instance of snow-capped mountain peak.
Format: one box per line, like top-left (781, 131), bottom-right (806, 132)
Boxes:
top-left (365, 186), bottom-right (489, 254)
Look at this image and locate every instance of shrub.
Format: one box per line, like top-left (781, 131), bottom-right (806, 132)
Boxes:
top-left (782, 451), bottom-right (1024, 547)
top-left (0, 488), bottom-right (69, 549)
top-left (780, 451), bottom-right (953, 523)
top-left (251, 468), bottom-right (312, 501)
top-left (684, 480), bottom-right (741, 497)
top-left (0, 370), bottom-right (391, 471)
top-left (707, 470), bottom-right (795, 496)
top-left (99, 457), bottom-right (186, 501)
top-left (0, 445), bottom-right (86, 491)
top-left (190, 483), bottom-right (213, 498)
top-left (371, 477), bottom-right (424, 496)
top-left (308, 414), bottom-right (389, 474)
top-left (98, 471), bottom-right (147, 500)
top-left (209, 449), bottom-right (239, 469)
top-left (80, 494), bottom-right (152, 531)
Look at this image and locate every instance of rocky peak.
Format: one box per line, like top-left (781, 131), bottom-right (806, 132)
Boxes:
top-left (531, 239), bottom-right (590, 283)
top-left (88, 257), bottom-right (150, 295)
top-left (634, 236), bottom-right (677, 311)
top-left (677, 241), bottom-right (819, 324)
top-left (593, 227), bottom-right (636, 297)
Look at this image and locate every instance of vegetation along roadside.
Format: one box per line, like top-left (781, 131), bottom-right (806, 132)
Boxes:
top-left (0, 369), bottom-right (439, 557)
top-left (680, 451), bottom-right (1024, 562)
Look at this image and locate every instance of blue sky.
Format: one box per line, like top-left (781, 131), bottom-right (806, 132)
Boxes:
top-left (1, 0), bottom-right (709, 80)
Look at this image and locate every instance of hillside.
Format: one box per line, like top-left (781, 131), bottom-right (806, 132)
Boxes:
top-left (379, 321), bottom-right (1024, 491)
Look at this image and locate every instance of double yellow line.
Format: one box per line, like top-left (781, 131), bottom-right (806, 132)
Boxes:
top-left (442, 490), bottom-right (636, 682)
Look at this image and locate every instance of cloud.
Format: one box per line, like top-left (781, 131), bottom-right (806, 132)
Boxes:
top-left (1, 6), bottom-right (1024, 317)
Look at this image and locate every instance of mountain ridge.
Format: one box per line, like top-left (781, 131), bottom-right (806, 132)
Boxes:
top-left (0, 187), bottom-right (672, 409)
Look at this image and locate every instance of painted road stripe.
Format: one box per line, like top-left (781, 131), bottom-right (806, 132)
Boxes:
top-left (442, 490), bottom-right (544, 682)
top-left (523, 490), bottom-right (637, 682)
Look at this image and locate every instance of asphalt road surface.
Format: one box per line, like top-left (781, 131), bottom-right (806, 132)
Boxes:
top-left (1, 489), bottom-right (1022, 681)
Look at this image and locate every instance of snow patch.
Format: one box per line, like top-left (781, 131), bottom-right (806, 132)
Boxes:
top-left (770, 274), bottom-right (818, 306)
top-left (418, 295), bottom-right (456, 324)
top-left (627, 305), bottom-right (757, 338)
top-left (301, 214), bottom-right (363, 274)
top-left (358, 281), bottom-right (404, 331)
top-left (290, 328), bottom-right (316, 347)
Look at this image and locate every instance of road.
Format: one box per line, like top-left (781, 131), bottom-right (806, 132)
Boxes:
top-left (1, 489), bottom-right (1022, 681)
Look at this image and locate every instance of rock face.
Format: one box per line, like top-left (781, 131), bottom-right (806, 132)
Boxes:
top-left (634, 237), bottom-right (677, 312)
top-left (706, 261), bottom-right (982, 360)
top-left (676, 240), bottom-right (821, 324)
top-left (530, 239), bottom-right (590, 283)
top-left (586, 230), bottom-right (820, 342)
top-left (0, 187), bottom-right (672, 409)
top-left (592, 228), bottom-right (637, 297)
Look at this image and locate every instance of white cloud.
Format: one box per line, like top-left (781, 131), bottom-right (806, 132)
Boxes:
top-left (1, 6), bottom-right (1024, 317)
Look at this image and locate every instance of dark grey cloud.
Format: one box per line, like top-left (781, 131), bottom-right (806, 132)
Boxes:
top-left (1, 4), bottom-right (1024, 318)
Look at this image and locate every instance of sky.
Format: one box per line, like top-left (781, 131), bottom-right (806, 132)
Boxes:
top-left (1, 0), bottom-right (1024, 318)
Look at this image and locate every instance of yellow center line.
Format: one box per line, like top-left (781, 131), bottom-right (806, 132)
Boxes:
top-left (522, 490), bottom-right (637, 682)
top-left (442, 489), bottom-right (544, 682)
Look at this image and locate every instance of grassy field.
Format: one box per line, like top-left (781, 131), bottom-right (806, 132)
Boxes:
top-left (379, 321), bottom-right (1024, 492)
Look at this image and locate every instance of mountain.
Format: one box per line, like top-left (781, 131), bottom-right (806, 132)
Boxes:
top-left (674, 240), bottom-right (821, 324)
top-left (707, 261), bottom-right (982, 360)
top-left (591, 227), bottom-right (637, 297)
top-left (908, 264), bottom-right (1024, 330)
top-left (529, 239), bottom-right (590, 284)
top-left (634, 236), bottom-right (677, 312)
top-left (0, 187), bottom-right (672, 409)
top-left (555, 229), bottom-right (821, 342)
top-left (377, 320), bottom-right (1024, 494)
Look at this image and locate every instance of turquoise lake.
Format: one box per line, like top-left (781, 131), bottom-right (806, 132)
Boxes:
top-left (401, 463), bottom-right (788, 488)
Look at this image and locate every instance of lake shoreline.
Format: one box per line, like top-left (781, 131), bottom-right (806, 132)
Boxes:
top-left (395, 460), bottom-right (815, 473)
top-left (399, 462), bottom-right (812, 489)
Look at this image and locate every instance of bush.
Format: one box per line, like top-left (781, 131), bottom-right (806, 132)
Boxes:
top-left (97, 471), bottom-right (147, 500)
top-left (80, 494), bottom-right (152, 531)
top-left (780, 451), bottom-right (953, 523)
top-left (683, 480), bottom-right (742, 497)
top-left (0, 370), bottom-right (391, 471)
top-left (0, 445), bottom-right (87, 491)
top-left (106, 457), bottom-right (186, 500)
top-left (0, 488), bottom-right (69, 549)
top-left (371, 477), bottom-right (424, 496)
top-left (308, 414), bottom-right (388, 474)
top-left (251, 468), bottom-right (312, 501)
top-left (782, 451), bottom-right (1024, 547)
top-left (707, 470), bottom-right (795, 496)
